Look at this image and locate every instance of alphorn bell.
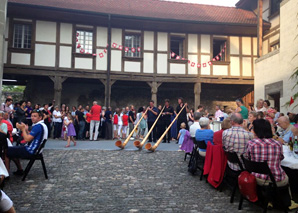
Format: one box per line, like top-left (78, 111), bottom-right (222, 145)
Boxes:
top-left (115, 108), bottom-right (149, 149)
top-left (145, 104), bottom-right (186, 152)
top-left (134, 106), bottom-right (165, 150)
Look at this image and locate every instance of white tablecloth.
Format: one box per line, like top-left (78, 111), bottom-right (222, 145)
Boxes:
top-left (281, 145), bottom-right (298, 170)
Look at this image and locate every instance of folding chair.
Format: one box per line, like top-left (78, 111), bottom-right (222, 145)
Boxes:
top-left (22, 139), bottom-right (48, 181)
top-left (197, 140), bottom-right (207, 181)
top-left (222, 151), bottom-right (244, 203)
top-left (240, 155), bottom-right (291, 213)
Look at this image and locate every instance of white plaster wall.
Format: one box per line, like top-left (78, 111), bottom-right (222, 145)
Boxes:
top-left (188, 34), bottom-right (198, 53)
top-left (213, 65), bottom-right (228, 76)
top-left (201, 35), bottom-right (210, 54)
top-left (170, 63), bottom-right (185, 74)
top-left (59, 46), bottom-right (72, 68)
top-left (157, 54), bottom-right (167, 74)
top-left (111, 28), bottom-right (122, 46)
top-left (242, 57), bottom-right (252, 76)
top-left (124, 61), bottom-right (141, 72)
top-left (200, 55), bottom-right (210, 75)
top-left (35, 44), bottom-right (55, 67)
top-left (143, 53), bottom-right (154, 73)
top-left (144, 31), bottom-right (154, 51)
top-left (111, 50), bottom-right (121, 71)
top-left (255, 0), bottom-right (298, 113)
top-left (188, 55), bottom-right (198, 75)
top-left (96, 49), bottom-right (107, 70)
top-left (230, 36), bottom-right (239, 55)
top-left (157, 32), bottom-right (167, 51)
top-left (269, 34), bottom-right (279, 43)
top-left (97, 27), bottom-right (108, 47)
top-left (3, 41), bottom-right (7, 64)
top-left (11, 53), bottom-right (30, 65)
top-left (5, 18), bottom-right (9, 38)
top-left (36, 21), bottom-right (56, 43)
top-left (242, 37), bottom-right (251, 55)
top-left (230, 57), bottom-right (240, 76)
top-left (253, 38), bottom-right (257, 56)
top-left (60, 23), bottom-right (72, 44)
top-left (75, 58), bottom-right (92, 70)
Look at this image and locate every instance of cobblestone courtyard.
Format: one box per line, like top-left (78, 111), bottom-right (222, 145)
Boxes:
top-left (4, 148), bottom-right (282, 212)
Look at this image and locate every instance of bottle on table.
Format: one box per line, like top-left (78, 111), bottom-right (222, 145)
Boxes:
top-left (289, 137), bottom-right (293, 151)
top-left (293, 136), bottom-right (298, 158)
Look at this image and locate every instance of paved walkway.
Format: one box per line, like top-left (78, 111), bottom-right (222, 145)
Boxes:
top-left (4, 140), bottom-right (286, 212)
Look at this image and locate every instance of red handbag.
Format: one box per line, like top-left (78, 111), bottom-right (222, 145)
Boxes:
top-left (238, 171), bottom-right (258, 202)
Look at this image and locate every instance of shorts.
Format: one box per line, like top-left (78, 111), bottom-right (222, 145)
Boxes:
top-left (7, 146), bottom-right (33, 159)
top-left (0, 191), bottom-right (13, 212)
top-left (122, 126), bottom-right (128, 134)
top-left (113, 124), bottom-right (118, 130)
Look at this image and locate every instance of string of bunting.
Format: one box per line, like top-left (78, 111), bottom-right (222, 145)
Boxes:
top-left (76, 32), bottom-right (226, 68)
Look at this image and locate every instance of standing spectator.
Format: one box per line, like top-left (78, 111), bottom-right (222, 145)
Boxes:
top-left (263, 100), bottom-right (275, 124)
top-left (274, 107), bottom-right (280, 123)
top-left (76, 107), bottom-right (85, 140)
top-left (104, 107), bottom-right (113, 140)
top-left (99, 107), bottom-right (106, 139)
top-left (34, 104), bottom-right (40, 110)
top-left (118, 108), bottom-right (123, 139)
top-left (25, 101), bottom-right (33, 126)
top-left (187, 109), bottom-right (194, 127)
top-left (113, 108), bottom-right (119, 139)
top-left (147, 100), bottom-right (158, 143)
top-left (214, 105), bottom-right (224, 121)
top-left (276, 116), bottom-right (294, 143)
top-left (16, 101), bottom-right (27, 124)
top-left (52, 106), bottom-right (63, 139)
top-left (85, 110), bottom-right (92, 139)
top-left (128, 105), bottom-right (136, 139)
top-left (175, 97), bottom-right (189, 135)
top-left (222, 113), bottom-right (253, 171)
top-left (1, 98), bottom-right (14, 121)
top-left (213, 118), bottom-right (231, 146)
top-left (42, 104), bottom-right (52, 138)
top-left (89, 101), bottom-right (101, 141)
top-left (84, 105), bottom-right (90, 115)
top-left (189, 112), bottom-right (201, 137)
top-left (135, 107), bottom-right (147, 140)
top-left (65, 113), bottom-right (76, 147)
top-left (122, 109), bottom-right (128, 139)
top-left (162, 99), bottom-right (174, 143)
top-left (254, 99), bottom-right (266, 112)
top-left (235, 99), bottom-right (248, 120)
top-left (196, 105), bottom-right (204, 113)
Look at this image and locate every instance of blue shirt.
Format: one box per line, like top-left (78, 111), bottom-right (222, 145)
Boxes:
top-left (26, 124), bottom-right (44, 154)
top-left (147, 107), bottom-right (158, 122)
top-left (195, 129), bottom-right (214, 152)
top-left (280, 127), bottom-right (294, 143)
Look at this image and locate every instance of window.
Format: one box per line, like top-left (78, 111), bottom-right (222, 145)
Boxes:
top-left (270, 0), bottom-right (281, 16)
top-left (170, 37), bottom-right (185, 59)
top-left (270, 41), bottom-right (280, 51)
top-left (213, 39), bottom-right (227, 61)
top-left (13, 24), bottom-right (32, 49)
top-left (124, 34), bottom-right (141, 57)
top-left (76, 30), bottom-right (93, 54)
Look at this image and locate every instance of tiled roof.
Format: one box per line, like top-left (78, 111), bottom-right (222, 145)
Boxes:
top-left (8, 0), bottom-right (260, 26)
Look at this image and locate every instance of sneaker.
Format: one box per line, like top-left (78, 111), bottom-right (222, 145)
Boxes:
top-left (178, 149), bottom-right (182, 151)
top-left (289, 200), bottom-right (298, 210)
top-left (130, 137), bottom-right (135, 140)
top-left (13, 169), bottom-right (24, 176)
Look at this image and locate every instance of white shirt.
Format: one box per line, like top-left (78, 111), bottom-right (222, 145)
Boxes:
top-left (189, 121), bottom-right (201, 137)
top-left (215, 110), bottom-right (224, 119)
top-left (52, 110), bottom-right (62, 123)
top-left (255, 107), bottom-right (266, 112)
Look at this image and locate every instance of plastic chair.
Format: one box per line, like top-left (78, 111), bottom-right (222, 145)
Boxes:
top-left (22, 139), bottom-right (48, 181)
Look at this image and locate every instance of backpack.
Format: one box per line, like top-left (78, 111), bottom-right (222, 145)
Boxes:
top-left (238, 171), bottom-right (258, 202)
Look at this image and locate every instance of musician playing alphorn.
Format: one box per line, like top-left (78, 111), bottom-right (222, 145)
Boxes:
top-left (175, 97), bottom-right (189, 136)
top-left (147, 100), bottom-right (158, 143)
top-left (162, 99), bottom-right (174, 143)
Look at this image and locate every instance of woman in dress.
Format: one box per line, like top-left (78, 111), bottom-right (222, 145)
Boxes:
top-left (187, 109), bottom-right (194, 127)
top-left (264, 100), bottom-right (275, 125)
top-left (65, 113), bottom-right (76, 147)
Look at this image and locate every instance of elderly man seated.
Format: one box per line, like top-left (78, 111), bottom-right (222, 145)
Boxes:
top-left (223, 113), bottom-right (253, 171)
top-left (276, 116), bottom-right (294, 144)
top-left (195, 117), bottom-right (214, 156)
top-left (189, 112), bottom-right (201, 137)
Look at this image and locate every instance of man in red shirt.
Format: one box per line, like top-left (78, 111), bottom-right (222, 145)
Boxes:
top-left (89, 101), bottom-right (101, 141)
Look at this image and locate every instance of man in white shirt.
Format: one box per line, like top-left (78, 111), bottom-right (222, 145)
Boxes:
top-left (189, 112), bottom-right (201, 137)
top-left (215, 105), bottom-right (224, 120)
top-left (52, 106), bottom-right (63, 139)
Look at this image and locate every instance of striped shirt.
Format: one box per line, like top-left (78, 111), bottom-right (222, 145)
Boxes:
top-left (223, 126), bottom-right (254, 171)
top-left (244, 138), bottom-right (286, 182)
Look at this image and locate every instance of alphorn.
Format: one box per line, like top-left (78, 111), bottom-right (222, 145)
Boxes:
top-left (134, 106), bottom-right (165, 150)
top-left (115, 108), bottom-right (149, 149)
top-left (145, 104), bottom-right (186, 152)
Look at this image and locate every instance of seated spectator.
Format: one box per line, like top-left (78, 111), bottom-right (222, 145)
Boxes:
top-left (293, 113), bottom-right (298, 128)
top-left (0, 112), bottom-right (8, 158)
top-left (7, 110), bottom-right (48, 174)
top-left (245, 111), bottom-right (257, 132)
top-left (276, 116), bottom-right (294, 144)
top-left (189, 112), bottom-right (201, 137)
top-left (257, 111), bottom-right (265, 119)
top-left (244, 119), bottom-right (298, 210)
top-left (195, 117), bottom-right (214, 156)
top-left (213, 118), bottom-right (231, 146)
top-left (2, 112), bottom-right (13, 142)
top-left (223, 113), bottom-right (253, 171)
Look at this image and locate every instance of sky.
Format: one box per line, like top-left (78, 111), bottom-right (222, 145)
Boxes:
top-left (163, 0), bottom-right (239, 7)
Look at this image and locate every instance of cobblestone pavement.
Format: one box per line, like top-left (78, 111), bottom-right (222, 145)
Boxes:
top-left (4, 149), bottom-right (286, 212)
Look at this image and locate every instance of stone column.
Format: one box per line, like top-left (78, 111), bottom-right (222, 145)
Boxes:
top-left (147, 82), bottom-right (161, 105)
top-left (194, 82), bottom-right (201, 109)
top-left (0, 0), bottom-right (8, 99)
top-left (49, 76), bottom-right (67, 107)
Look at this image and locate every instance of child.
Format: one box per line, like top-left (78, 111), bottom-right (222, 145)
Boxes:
top-left (113, 108), bottom-right (119, 139)
top-left (117, 108), bottom-right (123, 139)
top-left (177, 122), bottom-right (187, 150)
top-left (122, 110), bottom-right (129, 139)
top-left (65, 113), bottom-right (77, 148)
